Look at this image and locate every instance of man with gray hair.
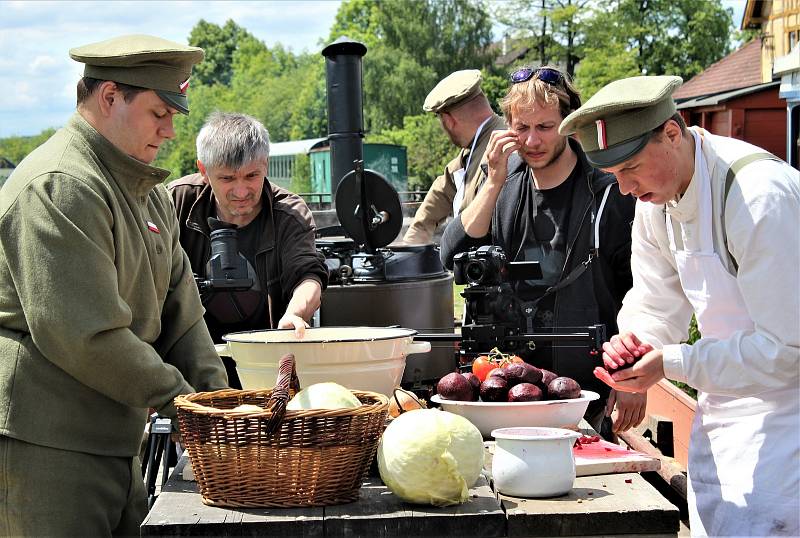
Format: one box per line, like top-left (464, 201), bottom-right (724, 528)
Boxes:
top-left (169, 112), bottom-right (328, 387)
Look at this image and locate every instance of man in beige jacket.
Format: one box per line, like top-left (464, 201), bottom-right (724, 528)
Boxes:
top-left (403, 70), bottom-right (505, 244)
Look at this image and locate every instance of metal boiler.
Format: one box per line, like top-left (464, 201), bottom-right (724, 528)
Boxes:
top-left (316, 38), bottom-right (455, 385)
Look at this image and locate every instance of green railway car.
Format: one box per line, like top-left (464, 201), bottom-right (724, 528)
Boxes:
top-left (267, 138), bottom-right (407, 202)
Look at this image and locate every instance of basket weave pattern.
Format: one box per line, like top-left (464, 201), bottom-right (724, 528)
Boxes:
top-left (175, 354), bottom-right (389, 507)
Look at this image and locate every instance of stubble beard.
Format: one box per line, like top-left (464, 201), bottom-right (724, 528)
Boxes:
top-left (528, 137), bottom-right (568, 170)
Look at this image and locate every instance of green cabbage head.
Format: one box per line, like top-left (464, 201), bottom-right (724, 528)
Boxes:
top-left (286, 382), bottom-right (361, 410)
top-left (377, 409), bottom-right (483, 506)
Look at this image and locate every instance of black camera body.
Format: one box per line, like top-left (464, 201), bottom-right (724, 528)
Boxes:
top-left (453, 245), bottom-right (604, 354)
top-left (195, 218), bottom-right (254, 294)
top-left (453, 245), bottom-right (542, 326)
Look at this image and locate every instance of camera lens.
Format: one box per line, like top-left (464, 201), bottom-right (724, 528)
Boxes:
top-left (465, 260), bottom-right (486, 284)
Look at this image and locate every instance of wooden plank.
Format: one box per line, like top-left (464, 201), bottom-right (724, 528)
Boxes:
top-left (141, 456), bottom-right (324, 537)
top-left (324, 475), bottom-right (505, 538)
top-left (502, 473), bottom-right (679, 537)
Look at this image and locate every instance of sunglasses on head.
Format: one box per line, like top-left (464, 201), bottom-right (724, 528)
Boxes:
top-left (510, 67), bottom-right (564, 85)
top-left (509, 66), bottom-right (581, 111)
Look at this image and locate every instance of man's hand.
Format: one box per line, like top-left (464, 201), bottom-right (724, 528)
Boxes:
top-left (485, 129), bottom-right (520, 187)
top-left (605, 389), bottom-right (647, 433)
top-left (277, 313), bottom-right (309, 339)
top-left (602, 331), bottom-right (653, 370)
top-left (594, 348), bottom-right (665, 393)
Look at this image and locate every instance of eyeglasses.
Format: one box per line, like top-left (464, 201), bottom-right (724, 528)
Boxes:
top-left (510, 67), bottom-right (564, 86)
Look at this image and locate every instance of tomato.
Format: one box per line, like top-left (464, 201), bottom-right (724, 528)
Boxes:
top-left (471, 355), bottom-right (498, 382)
top-left (502, 355), bottom-right (525, 368)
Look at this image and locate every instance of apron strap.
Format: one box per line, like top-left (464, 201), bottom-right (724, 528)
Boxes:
top-left (722, 152), bottom-right (781, 272)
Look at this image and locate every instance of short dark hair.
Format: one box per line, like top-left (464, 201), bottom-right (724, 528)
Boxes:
top-left (76, 77), bottom-right (147, 106)
top-left (652, 112), bottom-right (688, 136)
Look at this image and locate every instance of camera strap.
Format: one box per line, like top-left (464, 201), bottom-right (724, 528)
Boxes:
top-left (519, 182), bottom-right (613, 326)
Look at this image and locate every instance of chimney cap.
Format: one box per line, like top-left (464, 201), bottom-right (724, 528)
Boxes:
top-left (322, 37), bottom-right (367, 58)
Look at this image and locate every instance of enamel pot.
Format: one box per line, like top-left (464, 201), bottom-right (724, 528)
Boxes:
top-left (490, 427), bottom-right (581, 498)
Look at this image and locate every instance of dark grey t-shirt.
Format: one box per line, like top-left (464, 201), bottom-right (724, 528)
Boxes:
top-left (511, 163), bottom-right (578, 326)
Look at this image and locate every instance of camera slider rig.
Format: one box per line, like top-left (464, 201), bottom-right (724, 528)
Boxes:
top-left (416, 245), bottom-right (606, 357)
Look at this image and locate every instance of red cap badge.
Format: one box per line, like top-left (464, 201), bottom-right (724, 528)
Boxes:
top-left (179, 78), bottom-right (190, 95)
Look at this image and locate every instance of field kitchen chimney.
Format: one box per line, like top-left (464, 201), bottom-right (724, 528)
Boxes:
top-left (321, 37), bottom-right (367, 203)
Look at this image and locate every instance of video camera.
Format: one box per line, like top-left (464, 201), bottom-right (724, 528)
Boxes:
top-left (452, 245), bottom-right (605, 354)
top-left (194, 217), bottom-right (254, 295)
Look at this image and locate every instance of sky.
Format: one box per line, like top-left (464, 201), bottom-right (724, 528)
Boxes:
top-left (0, 0), bottom-right (746, 140)
top-left (0, 0), bottom-right (343, 138)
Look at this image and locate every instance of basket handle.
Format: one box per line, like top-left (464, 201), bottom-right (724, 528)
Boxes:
top-left (262, 353), bottom-right (300, 435)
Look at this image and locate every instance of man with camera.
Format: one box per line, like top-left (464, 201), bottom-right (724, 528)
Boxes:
top-left (169, 112), bottom-right (329, 388)
top-left (440, 66), bottom-right (640, 435)
top-left (403, 69), bottom-right (505, 244)
top-left (0, 35), bottom-right (229, 536)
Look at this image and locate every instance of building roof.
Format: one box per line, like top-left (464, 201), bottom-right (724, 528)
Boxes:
top-left (742, 0), bottom-right (768, 30)
top-left (676, 81), bottom-right (779, 110)
top-left (672, 38), bottom-right (764, 101)
top-left (270, 137), bottom-right (327, 157)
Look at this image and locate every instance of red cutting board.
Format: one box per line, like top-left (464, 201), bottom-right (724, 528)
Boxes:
top-left (574, 439), bottom-right (661, 476)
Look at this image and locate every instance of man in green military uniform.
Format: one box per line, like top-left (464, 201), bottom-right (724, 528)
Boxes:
top-left (403, 69), bottom-right (505, 244)
top-left (0, 35), bottom-right (228, 536)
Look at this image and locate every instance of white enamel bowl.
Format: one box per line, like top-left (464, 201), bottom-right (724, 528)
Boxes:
top-left (222, 327), bottom-right (431, 396)
top-left (430, 390), bottom-right (600, 437)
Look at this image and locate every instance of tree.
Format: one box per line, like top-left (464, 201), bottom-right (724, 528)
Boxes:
top-left (188, 19), bottom-right (256, 86)
top-left (368, 114), bottom-right (454, 190)
top-left (494, 0), bottom-right (593, 77)
top-left (578, 0), bottom-right (733, 91)
top-left (329, 0), bottom-right (496, 132)
top-left (0, 129), bottom-right (56, 166)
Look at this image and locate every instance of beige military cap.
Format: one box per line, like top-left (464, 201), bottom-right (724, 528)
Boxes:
top-left (70, 34), bottom-right (205, 114)
top-left (559, 75), bottom-right (683, 167)
top-left (423, 69), bottom-right (483, 113)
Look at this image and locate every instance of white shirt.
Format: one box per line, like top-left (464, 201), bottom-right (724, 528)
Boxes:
top-left (617, 128), bottom-right (800, 397)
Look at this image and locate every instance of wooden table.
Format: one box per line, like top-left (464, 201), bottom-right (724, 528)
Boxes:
top-left (141, 455), bottom-right (679, 537)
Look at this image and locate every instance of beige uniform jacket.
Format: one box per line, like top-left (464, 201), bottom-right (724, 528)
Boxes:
top-left (403, 114), bottom-right (506, 244)
top-left (0, 113), bottom-right (228, 457)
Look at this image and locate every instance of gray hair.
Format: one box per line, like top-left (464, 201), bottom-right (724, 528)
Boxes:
top-left (196, 111), bottom-right (270, 169)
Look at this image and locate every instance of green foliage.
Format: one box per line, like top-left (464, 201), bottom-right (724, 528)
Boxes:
top-left (367, 114), bottom-right (453, 190)
top-left (481, 70), bottom-right (511, 114)
top-left (495, 0), bottom-right (593, 77)
top-left (188, 19), bottom-right (255, 86)
top-left (574, 41), bottom-right (640, 99)
top-left (331, 0), bottom-right (495, 133)
top-left (290, 153), bottom-right (312, 194)
top-left (580, 0), bottom-right (733, 84)
top-left (0, 129), bottom-right (56, 166)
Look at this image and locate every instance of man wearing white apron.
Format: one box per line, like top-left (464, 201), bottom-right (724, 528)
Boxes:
top-left (560, 75), bottom-right (800, 536)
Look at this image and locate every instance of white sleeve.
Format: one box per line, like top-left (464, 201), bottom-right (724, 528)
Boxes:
top-left (664, 161), bottom-right (800, 396)
top-left (617, 202), bottom-right (694, 351)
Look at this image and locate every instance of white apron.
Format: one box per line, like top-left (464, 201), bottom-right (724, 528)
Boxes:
top-left (666, 132), bottom-right (800, 536)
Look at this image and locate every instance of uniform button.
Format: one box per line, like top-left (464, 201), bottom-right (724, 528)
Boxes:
top-left (156, 245), bottom-right (163, 254)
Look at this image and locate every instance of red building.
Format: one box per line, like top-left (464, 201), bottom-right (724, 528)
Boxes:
top-left (674, 38), bottom-right (787, 160)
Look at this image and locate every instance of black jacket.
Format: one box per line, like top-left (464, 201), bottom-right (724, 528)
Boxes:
top-left (440, 139), bottom-right (635, 406)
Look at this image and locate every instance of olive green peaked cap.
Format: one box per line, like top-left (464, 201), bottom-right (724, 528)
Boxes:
top-left (70, 34), bottom-right (204, 114)
top-left (423, 69), bottom-right (483, 113)
top-left (559, 75), bottom-right (683, 168)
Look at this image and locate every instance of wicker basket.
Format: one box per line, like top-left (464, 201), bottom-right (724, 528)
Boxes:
top-left (175, 353), bottom-right (389, 507)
